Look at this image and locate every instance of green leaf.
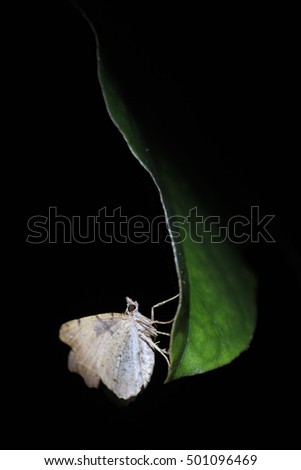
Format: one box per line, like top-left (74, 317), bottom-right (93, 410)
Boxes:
top-left (75, 6), bottom-right (257, 382)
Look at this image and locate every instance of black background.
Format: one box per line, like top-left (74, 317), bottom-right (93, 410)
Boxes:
top-left (8, 1), bottom-right (300, 450)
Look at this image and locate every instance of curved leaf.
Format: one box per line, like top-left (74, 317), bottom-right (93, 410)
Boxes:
top-left (74, 4), bottom-right (257, 382)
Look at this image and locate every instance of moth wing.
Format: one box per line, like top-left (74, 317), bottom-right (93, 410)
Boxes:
top-left (105, 322), bottom-right (155, 400)
top-left (59, 313), bottom-right (127, 389)
top-left (59, 313), bottom-right (155, 400)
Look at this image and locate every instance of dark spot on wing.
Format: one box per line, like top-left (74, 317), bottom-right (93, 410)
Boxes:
top-left (128, 304), bottom-right (136, 313)
top-left (94, 314), bottom-right (118, 336)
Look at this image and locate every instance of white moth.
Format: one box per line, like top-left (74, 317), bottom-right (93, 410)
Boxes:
top-left (59, 295), bottom-right (178, 400)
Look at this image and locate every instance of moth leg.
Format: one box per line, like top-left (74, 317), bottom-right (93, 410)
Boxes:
top-left (142, 335), bottom-right (171, 367)
top-left (155, 344), bottom-right (170, 355)
top-left (153, 318), bottom-right (174, 325)
top-left (155, 330), bottom-right (170, 337)
top-left (152, 341), bottom-right (171, 367)
top-left (151, 293), bottom-right (179, 322)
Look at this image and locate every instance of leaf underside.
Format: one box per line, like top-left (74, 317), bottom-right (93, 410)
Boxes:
top-left (75, 5), bottom-right (257, 382)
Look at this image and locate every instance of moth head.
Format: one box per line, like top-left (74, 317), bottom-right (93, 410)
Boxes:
top-left (125, 297), bottom-right (139, 314)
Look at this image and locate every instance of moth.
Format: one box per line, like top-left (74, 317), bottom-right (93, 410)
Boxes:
top-left (59, 295), bottom-right (178, 401)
